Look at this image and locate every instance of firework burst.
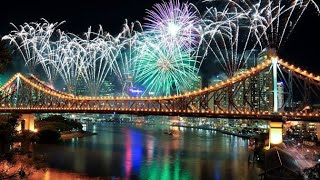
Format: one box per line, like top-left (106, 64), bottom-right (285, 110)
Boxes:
top-left (2, 19), bottom-right (64, 83)
top-left (79, 26), bottom-right (120, 96)
top-left (144, 0), bottom-right (201, 52)
top-left (202, 3), bottom-right (259, 77)
top-left (134, 37), bottom-right (200, 96)
top-left (2, 0), bottom-right (319, 97)
top-left (113, 20), bottom-right (144, 95)
top-left (53, 33), bottom-right (87, 93)
top-left (227, 0), bottom-right (320, 50)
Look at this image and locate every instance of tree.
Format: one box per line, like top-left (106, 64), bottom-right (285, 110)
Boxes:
top-left (0, 113), bottom-right (20, 145)
top-left (38, 129), bottom-right (61, 143)
top-left (0, 39), bottom-right (12, 73)
top-left (0, 114), bottom-right (46, 179)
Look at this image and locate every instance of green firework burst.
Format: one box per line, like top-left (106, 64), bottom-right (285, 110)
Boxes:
top-left (134, 37), bottom-right (200, 96)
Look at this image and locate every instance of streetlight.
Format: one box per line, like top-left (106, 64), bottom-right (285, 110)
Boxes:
top-left (71, 114), bottom-right (76, 121)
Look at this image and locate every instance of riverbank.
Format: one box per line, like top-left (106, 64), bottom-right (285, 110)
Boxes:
top-left (60, 131), bottom-right (97, 140)
top-left (171, 124), bottom-right (252, 139)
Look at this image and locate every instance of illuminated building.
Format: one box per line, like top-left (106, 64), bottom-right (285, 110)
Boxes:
top-left (100, 80), bottom-right (115, 97)
top-left (123, 73), bottom-right (134, 96)
top-left (277, 82), bottom-right (285, 111)
top-left (75, 76), bottom-right (88, 96)
top-left (208, 76), bottom-right (224, 109)
top-left (129, 87), bottom-right (144, 97)
top-left (244, 49), bottom-right (259, 69)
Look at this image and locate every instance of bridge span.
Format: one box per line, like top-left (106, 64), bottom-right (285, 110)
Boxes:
top-left (1, 56), bottom-right (320, 146)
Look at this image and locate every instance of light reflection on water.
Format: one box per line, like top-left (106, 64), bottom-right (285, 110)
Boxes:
top-left (30, 123), bottom-right (262, 179)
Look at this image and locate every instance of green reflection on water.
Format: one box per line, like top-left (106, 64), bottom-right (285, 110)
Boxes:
top-left (140, 154), bottom-right (192, 180)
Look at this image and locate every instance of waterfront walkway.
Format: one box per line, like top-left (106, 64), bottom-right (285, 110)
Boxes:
top-left (284, 139), bottom-right (319, 169)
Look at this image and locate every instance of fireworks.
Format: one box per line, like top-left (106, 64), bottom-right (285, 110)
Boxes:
top-left (144, 0), bottom-right (201, 53)
top-left (53, 33), bottom-right (87, 93)
top-left (201, 0), bottom-right (319, 77)
top-left (2, 0), bottom-right (319, 96)
top-left (78, 27), bottom-right (120, 96)
top-left (226, 0), bottom-right (320, 49)
top-left (2, 19), bottom-right (65, 83)
top-left (134, 37), bottom-right (200, 96)
top-left (202, 3), bottom-right (259, 77)
top-left (114, 20), bottom-right (143, 95)
top-left (2, 20), bottom-right (121, 95)
top-left (139, 0), bottom-right (203, 95)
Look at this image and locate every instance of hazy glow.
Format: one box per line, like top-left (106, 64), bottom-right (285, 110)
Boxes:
top-left (167, 22), bottom-right (180, 37)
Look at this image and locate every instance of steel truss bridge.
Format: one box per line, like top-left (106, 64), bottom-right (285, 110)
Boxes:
top-left (1, 56), bottom-right (320, 122)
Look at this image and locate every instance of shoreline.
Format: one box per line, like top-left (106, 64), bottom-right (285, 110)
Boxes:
top-left (60, 131), bottom-right (97, 140)
top-left (98, 122), bottom-right (254, 139)
top-left (88, 122), bottom-right (254, 139)
top-left (170, 124), bottom-right (252, 139)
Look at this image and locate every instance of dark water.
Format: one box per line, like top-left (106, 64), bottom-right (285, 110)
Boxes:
top-left (31, 123), bottom-right (262, 179)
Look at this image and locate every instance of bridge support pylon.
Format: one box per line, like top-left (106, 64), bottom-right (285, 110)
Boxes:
top-left (17, 114), bottom-right (36, 132)
top-left (269, 121), bottom-right (283, 147)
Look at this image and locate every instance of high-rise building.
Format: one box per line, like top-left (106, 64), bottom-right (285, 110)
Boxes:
top-left (244, 49), bottom-right (260, 69)
top-left (74, 75), bottom-right (114, 97)
top-left (123, 73), bottom-right (133, 96)
top-left (230, 48), bottom-right (275, 111)
top-left (75, 76), bottom-right (88, 96)
top-left (100, 80), bottom-right (115, 97)
top-left (253, 49), bottom-right (276, 111)
top-left (277, 82), bottom-right (285, 111)
top-left (208, 77), bottom-right (222, 111)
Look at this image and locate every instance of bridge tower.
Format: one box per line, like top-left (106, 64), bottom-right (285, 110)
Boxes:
top-left (17, 114), bottom-right (36, 132)
top-left (269, 121), bottom-right (283, 145)
top-left (269, 51), bottom-right (283, 147)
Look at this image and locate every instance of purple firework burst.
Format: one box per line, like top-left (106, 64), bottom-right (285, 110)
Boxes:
top-left (144, 0), bottom-right (201, 52)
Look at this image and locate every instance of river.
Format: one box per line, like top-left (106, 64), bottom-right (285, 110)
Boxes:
top-left (30, 122), bottom-right (262, 179)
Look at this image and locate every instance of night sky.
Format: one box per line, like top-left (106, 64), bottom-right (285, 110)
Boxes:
top-left (1, 0), bottom-right (320, 79)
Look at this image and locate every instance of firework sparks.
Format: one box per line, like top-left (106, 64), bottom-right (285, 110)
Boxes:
top-left (227, 0), bottom-right (320, 49)
top-left (114, 20), bottom-right (143, 96)
top-left (2, 0), bottom-right (319, 96)
top-left (2, 19), bottom-right (64, 83)
top-left (201, 0), bottom-right (319, 77)
top-left (134, 36), bottom-right (200, 96)
top-left (202, 3), bottom-right (259, 77)
top-left (79, 26), bottom-right (120, 96)
top-left (144, 0), bottom-right (202, 52)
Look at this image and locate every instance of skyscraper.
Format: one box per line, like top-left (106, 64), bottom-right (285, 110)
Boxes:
top-left (100, 80), bottom-right (115, 97)
top-left (277, 82), bottom-right (285, 112)
top-left (75, 76), bottom-right (88, 96)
